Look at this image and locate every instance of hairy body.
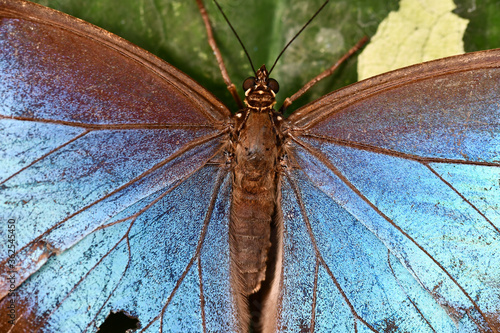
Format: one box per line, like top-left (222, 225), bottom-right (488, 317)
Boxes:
top-left (229, 66), bottom-right (283, 330)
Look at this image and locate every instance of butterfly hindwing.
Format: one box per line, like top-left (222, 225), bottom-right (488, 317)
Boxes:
top-left (1, 164), bottom-right (236, 332)
top-left (279, 168), bottom-right (468, 331)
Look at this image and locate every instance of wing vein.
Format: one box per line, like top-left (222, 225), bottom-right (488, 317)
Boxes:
top-left (284, 169), bottom-right (380, 333)
top-left (0, 115), bottom-right (218, 130)
top-left (84, 233), bottom-right (134, 333)
top-left (291, 136), bottom-right (498, 330)
top-left (299, 133), bottom-right (500, 167)
top-left (425, 164), bottom-right (500, 234)
top-left (386, 250), bottom-right (437, 333)
top-left (33, 221), bottom-right (134, 332)
top-left (310, 257), bottom-right (320, 332)
top-left (140, 166), bottom-right (229, 332)
top-left (1, 131), bottom-right (227, 281)
top-left (0, 130), bottom-right (91, 185)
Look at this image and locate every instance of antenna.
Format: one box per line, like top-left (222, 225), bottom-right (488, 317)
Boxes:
top-left (213, 0), bottom-right (256, 74)
top-left (268, 0), bottom-right (330, 74)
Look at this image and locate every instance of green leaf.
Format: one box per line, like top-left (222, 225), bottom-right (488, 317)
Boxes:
top-left (358, 0), bottom-right (469, 80)
top-left (29, 0), bottom-right (500, 114)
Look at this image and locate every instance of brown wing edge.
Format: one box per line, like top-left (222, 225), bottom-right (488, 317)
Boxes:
top-left (0, 0), bottom-right (232, 124)
top-left (287, 49), bottom-right (500, 129)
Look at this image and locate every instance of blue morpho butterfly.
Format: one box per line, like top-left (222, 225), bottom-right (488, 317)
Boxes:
top-left (0, 0), bottom-right (499, 332)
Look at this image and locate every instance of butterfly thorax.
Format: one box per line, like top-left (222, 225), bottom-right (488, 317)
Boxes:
top-left (229, 65), bottom-right (282, 321)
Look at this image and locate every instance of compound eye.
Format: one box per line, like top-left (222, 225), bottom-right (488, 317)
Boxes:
top-left (243, 77), bottom-right (255, 91)
top-left (268, 78), bottom-right (279, 93)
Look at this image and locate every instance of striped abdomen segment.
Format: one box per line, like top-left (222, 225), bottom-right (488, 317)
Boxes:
top-left (230, 180), bottom-right (276, 294)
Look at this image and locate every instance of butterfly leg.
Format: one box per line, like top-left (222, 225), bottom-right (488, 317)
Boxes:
top-left (196, 0), bottom-right (244, 109)
top-left (279, 36), bottom-right (369, 113)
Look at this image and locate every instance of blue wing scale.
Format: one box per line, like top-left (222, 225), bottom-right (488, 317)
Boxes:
top-left (2, 164), bottom-right (237, 332)
top-left (284, 59), bottom-right (500, 331)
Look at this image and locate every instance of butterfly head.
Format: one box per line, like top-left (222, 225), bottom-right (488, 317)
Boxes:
top-left (243, 65), bottom-right (279, 110)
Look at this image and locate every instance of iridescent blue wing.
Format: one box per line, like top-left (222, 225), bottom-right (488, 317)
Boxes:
top-left (275, 51), bottom-right (500, 331)
top-left (0, 0), bottom-right (238, 331)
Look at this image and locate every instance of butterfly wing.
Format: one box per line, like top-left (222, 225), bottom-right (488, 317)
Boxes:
top-left (275, 51), bottom-right (500, 331)
top-left (0, 0), bottom-right (238, 331)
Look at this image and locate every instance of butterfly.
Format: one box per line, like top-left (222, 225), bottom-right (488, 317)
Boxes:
top-left (1, 0), bottom-right (499, 332)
